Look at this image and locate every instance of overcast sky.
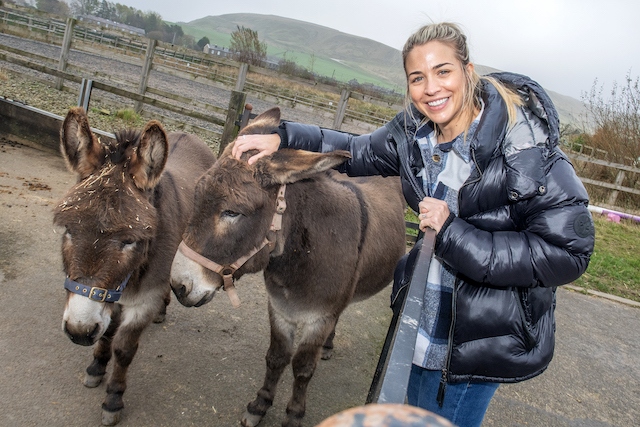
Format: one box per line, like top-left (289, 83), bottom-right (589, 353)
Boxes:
top-left (118, 0), bottom-right (639, 100)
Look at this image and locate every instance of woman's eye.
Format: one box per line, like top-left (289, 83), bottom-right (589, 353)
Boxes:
top-left (221, 210), bottom-right (241, 219)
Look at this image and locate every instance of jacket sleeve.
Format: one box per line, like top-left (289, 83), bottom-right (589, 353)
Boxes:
top-left (435, 153), bottom-right (595, 288)
top-left (279, 122), bottom-right (402, 177)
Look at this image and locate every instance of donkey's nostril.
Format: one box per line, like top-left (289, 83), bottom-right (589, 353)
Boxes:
top-left (172, 284), bottom-right (187, 299)
top-left (64, 321), bottom-right (100, 346)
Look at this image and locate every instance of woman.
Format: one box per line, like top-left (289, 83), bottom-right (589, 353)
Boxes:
top-left (233, 22), bottom-right (594, 427)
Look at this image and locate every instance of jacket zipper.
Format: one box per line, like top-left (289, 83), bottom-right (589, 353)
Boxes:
top-left (438, 278), bottom-right (458, 407)
top-left (436, 148), bottom-right (479, 407)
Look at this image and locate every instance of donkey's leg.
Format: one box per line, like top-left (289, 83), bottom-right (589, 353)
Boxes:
top-left (100, 304), bottom-right (153, 426)
top-left (321, 326), bottom-right (336, 360)
top-left (84, 306), bottom-right (121, 388)
top-left (242, 304), bottom-right (296, 427)
top-left (283, 316), bottom-right (338, 427)
top-left (152, 287), bottom-right (171, 324)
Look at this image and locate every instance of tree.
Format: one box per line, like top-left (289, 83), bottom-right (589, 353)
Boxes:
top-left (582, 71), bottom-right (640, 163)
top-left (230, 25), bottom-right (267, 66)
top-left (69, 0), bottom-right (99, 15)
top-left (197, 36), bottom-right (210, 51)
top-left (95, 0), bottom-right (116, 20)
top-left (35, 0), bottom-right (70, 15)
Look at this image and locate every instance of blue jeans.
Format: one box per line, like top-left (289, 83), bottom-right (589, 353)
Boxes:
top-left (407, 364), bottom-right (498, 427)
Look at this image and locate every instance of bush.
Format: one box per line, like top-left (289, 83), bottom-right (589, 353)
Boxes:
top-left (115, 108), bottom-right (140, 123)
top-left (572, 71), bottom-right (640, 212)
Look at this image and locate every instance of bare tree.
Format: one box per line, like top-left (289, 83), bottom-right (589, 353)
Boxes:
top-left (582, 71), bottom-right (640, 163)
top-left (230, 25), bottom-right (267, 66)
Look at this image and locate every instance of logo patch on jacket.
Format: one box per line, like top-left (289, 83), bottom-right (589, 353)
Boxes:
top-left (573, 213), bottom-right (594, 238)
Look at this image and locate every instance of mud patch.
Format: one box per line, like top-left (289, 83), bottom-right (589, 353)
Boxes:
top-left (23, 179), bottom-right (51, 191)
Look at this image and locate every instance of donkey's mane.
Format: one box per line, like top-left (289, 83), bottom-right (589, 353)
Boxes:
top-left (108, 129), bottom-right (141, 164)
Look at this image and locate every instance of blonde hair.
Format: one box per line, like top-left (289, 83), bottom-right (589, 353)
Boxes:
top-left (402, 22), bottom-right (522, 133)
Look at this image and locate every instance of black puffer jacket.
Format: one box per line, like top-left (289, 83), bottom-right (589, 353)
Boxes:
top-left (277, 72), bottom-right (594, 383)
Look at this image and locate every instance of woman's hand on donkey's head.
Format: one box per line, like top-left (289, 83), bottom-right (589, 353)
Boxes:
top-left (232, 134), bottom-right (281, 165)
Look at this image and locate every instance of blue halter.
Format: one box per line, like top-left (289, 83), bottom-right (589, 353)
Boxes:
top-left (64, 273), bottom-right (131, 303)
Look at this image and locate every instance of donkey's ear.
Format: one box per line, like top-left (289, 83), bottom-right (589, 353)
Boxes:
top-left (254, 149), bottom-right (350, 186)
top-left (238, 107), bottom-right (281, 137)
top-left (129, 120), bottom-right (168, 190)
top-left (60, 107), bottom-right (105, 177)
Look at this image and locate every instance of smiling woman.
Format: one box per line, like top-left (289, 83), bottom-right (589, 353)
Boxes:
top-left (229, 21), bottom-right (595, 427)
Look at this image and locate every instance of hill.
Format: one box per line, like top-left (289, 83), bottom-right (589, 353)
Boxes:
top-left (178, 13), bottom-right (586, 128)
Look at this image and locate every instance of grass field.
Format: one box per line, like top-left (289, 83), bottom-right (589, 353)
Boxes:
top-left (405, 211), bottom-right (640, 304)
top-left (574, 214), bottom-right (640, 303)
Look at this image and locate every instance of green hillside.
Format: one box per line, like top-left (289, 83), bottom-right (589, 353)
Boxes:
top-left (178, 13), bottom-right (405, 90)
top-left (176, 13), bottom-right (586, 126)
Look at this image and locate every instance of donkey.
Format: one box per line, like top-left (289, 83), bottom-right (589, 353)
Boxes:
top-left (53, 107), bottom-right (216, 425)
top-left (169, 107), bottom-right (407, 427)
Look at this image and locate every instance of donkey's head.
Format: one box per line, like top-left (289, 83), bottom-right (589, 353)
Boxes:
top-left (170, 107), bottom-right (350, 307)
top-left (54, 107), bottom-right (168, 346)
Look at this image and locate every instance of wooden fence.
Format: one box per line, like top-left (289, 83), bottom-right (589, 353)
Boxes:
top-left (1, 6), bottom-right (639, 212)
top-left (0, 7), bottom-right (397, 132)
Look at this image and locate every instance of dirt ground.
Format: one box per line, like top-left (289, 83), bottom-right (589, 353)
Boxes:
top-left (1, 139), bottom-right (639, 427)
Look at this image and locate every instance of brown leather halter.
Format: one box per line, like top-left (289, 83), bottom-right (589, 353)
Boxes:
top-left (177, 185), bottom-right (287, 307)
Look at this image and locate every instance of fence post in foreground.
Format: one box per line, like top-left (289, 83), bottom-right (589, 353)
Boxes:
top-left (135, 38), bottom-right (156, 113)
top-left (55, 17), bottom-right (75, 90)
top-left (219, 90), bottom-right (247, 156)
top-left (366, 229), bottom-right (436, 404)
top-left (332, 88), bottom-right (350, 130)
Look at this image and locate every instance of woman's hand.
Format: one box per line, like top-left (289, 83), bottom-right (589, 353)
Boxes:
top-left (418, 197), bottom-right (450, 233)
top-left (232, 133), bottom-right (281, 165)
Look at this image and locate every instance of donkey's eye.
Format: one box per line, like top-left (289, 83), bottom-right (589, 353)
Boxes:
top-left (221, 210), bottom-right (241, 219)
top-left (121, 240), bottom-right (137, 250)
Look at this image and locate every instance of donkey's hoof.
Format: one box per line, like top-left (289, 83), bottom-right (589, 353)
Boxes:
top-left (83, 373), bottom-right (104, 388)
top-left (241, 410), bottom-right (264, 427)
top-left (321, 347), bottom-right (333, 360)
top-left (101, 409), bottom-right (122, 426)
top-left (152, 312), bottom-right (166, 323)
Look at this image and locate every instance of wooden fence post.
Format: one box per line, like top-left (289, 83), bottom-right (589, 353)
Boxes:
top-left (135, 38), bottom-right (156, 113)
top-left (235, 63), bottom-right (249, 91)
top-left (219, 90), bottom-right (247, 155)
top-left (607, 170), bottom-right (626, 206)
top-left (332, 88), bottom-right (350, 130)
top-left (77, 78), bottom-right (93, 111)
top-left (55, 17), bottom-right (75, 90)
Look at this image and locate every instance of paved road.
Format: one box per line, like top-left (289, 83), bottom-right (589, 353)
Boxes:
top-left (1, 140), bottom-right (638, 426)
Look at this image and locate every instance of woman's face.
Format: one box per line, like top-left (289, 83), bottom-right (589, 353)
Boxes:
top-left (405, 40), bottom-right (474, 141)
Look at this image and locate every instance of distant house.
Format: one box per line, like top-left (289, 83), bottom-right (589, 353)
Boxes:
top-left (203, 43), bottom-right (234, 58)
top-left (78, 15), bottom-right (145, 36)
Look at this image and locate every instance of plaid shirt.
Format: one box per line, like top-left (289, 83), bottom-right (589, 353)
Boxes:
top-left (412, 109), bottom-right (482, 370)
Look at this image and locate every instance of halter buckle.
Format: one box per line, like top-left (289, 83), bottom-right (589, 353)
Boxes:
top-left (89, 286), bottom-right (109, 302)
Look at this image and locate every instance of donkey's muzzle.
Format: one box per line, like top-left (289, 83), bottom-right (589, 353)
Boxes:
top-left (63, 320), bottom-right (100, 346)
